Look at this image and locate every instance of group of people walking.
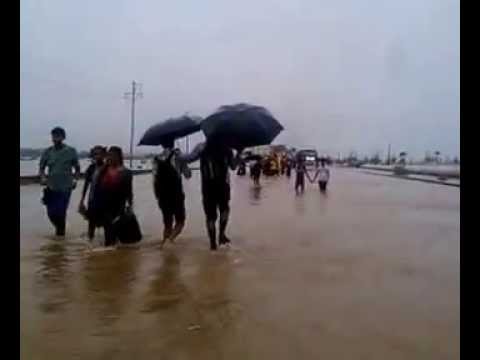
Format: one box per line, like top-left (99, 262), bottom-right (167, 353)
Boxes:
top-left (293, 155), bottom-right (330, 194)
top-left (237, 151), bottom-right (330, 194)
top-left (151, 139), bottom-right (241, 251)
top-left (39, 127), bottom-right (241, 251)
top-left (39, 126), bottom-right (330, 251)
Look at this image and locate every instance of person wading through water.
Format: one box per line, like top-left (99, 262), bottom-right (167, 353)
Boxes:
top-left (313, 158), bottom-right (330, 193)
top-left (78, 145), bottom-right (107, 241)
top-left (39, 127), bottom-right (81, 237)
top-left (185, 141), bottom-right (242, 251)
top-left (295, 154), bottom-right (307, 194)
top-left (152, 139), bottom-right (192, 248)
top-left (250, 159), bottom-right (262, 187)
top-left (89, 146), bottom-right (133, 247)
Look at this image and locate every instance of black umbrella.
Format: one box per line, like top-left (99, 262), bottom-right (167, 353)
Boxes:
top-left (138, 115), bottom-right (202, 147)
top-left (201, 103), bottom-right (283, 150)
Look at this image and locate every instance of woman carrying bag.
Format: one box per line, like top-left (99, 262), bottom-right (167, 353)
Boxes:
top-left (89, 146), bottom-right (141, 247)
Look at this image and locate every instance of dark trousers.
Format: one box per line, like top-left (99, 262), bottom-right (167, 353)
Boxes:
top-left (46, 190), bottom-right (71, 236)
top-left (295, 172), bottom-right (305, 192)
top-left (102, 209), bottom-right (124, 247)
top-left (88, 221), bottom-right (97, 240)
top-left (319, 181), bottom-right (327, 192)
top-left (103, 222), bottom-right (117, 247)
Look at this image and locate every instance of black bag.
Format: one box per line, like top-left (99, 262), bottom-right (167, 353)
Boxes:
top-left (112, 210), bottom-right (143, 244)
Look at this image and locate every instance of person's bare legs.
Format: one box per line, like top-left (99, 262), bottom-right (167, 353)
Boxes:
top-left (160, 211), bottom-right (173, 249)
top-left (88, 221), bottom-right (96, 241)
top-left (219, 210), bottom-right (231, 245)
top-left (207, 220), bottom-right (217, 250)
top-left (167, 201), bottom-right (186, 243)
top-left (160, 218), bottom-right (172, 248)
top-left (168, 221), bottom-right (185, 243)
top-left (159, 225), bottom-right (171, 248)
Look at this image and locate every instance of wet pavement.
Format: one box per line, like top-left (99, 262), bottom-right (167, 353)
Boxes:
top-left (20, 168), bottom-right (459, 359)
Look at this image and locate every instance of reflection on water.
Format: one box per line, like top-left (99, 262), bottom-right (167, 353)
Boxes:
top-left (294, 193), bottom-right (306, 215)
top-left (83, 248), bottom-right (141, 329)
top-left (192, 251), bottom-right (240, 334)
top-left (37, 241), bottom-right (70, 283)
top-left (142, 251), bottom-right (187, 314)
top-left (35, 241), bottom-right (72, 314)
top-left (249, 186), bottom-right (262, 204)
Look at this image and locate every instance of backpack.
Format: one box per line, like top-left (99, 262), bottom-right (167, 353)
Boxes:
top-left (153, 150), bottom-right (183, 200)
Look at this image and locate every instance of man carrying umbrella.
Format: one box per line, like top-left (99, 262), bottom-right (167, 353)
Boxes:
top-left (152, 139), bottom-right (192, 248)
top-left (139, 114), bottom-right (200, 248)
top-left (187, 103), bottom-right (283, 251)
top-left (185, 141), bottom-right (242, 251)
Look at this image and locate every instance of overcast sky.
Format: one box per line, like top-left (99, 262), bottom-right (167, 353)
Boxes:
top-left (21, 0), bottom-right (459, 159)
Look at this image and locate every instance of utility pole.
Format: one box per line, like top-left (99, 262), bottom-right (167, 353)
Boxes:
top-left (124, 81), bottom-right (143, 168)
top-left (387, 144), bottom-right (391, 165)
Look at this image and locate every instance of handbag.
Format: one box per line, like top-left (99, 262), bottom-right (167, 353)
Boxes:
top-left (112, 209), bottom-right (143, 244)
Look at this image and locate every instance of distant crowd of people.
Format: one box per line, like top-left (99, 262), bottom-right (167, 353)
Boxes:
top-left (39, 127), bottom-right (330, 250)
top-left (236, 152), bottom-right (330, 194)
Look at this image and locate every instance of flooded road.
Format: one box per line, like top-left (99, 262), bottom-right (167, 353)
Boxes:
top-left (20, 168), bottom-right (459, 359)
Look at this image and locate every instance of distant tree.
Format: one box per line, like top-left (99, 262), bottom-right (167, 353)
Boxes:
top-left (434, 151), bottom-right (441, 163)
top-left (453, 157), bottom-right (459, 164)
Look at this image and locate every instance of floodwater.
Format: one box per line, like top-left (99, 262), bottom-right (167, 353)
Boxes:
top-left (20, 168), bottom-right (459, 359)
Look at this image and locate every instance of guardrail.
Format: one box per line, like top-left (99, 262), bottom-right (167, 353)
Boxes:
top-left (20, 169), bottom-right (153, 186)
top-left (360, 165), bottom-right (460, 179)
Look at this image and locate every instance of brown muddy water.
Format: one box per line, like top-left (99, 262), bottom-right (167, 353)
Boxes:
top-left (20, 169), bottom-right (459, 359)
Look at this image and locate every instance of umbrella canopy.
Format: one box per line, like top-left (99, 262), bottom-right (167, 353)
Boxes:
top-left (138, 115), bottom-right (202, 147)
top-left (201, 103), bottom-right (283, 150)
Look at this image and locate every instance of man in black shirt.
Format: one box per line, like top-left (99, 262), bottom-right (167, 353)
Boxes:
top-left (186, 141), bottom-right (241, 250)
top-left (152, 139), bottom-right (191, 248)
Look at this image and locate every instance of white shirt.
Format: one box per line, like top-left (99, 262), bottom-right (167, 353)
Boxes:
top-left (317, 168), bottom-right (330, 182)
